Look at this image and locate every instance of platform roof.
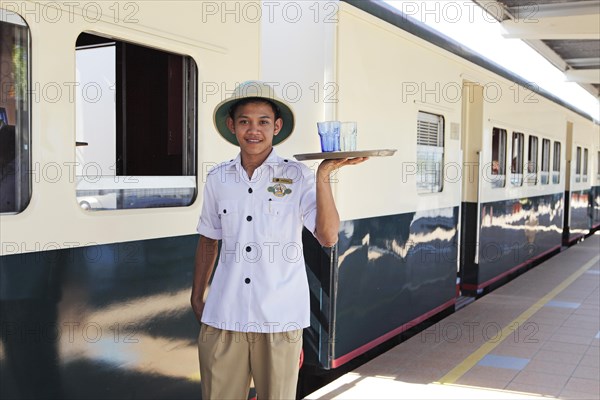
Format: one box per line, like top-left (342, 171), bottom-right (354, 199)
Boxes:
top-left (474, 0), bottom-right (600, 99)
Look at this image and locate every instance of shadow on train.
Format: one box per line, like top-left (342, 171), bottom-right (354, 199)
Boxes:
top-left (0, 236), bottom-right (202, 400)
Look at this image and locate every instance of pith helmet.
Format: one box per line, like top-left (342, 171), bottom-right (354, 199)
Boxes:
top-left (213, 80), bottom-right (295, 146)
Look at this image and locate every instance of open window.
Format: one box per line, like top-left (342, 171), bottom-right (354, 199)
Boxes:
top-left (597, 151), bottom-right (600, 181)
top-left (583, 148), bottom-right (588, 182)
top-left (75, 33), bottom-right (197, 210)
top-left (575, 146), bottom-right (581, 183)
top-left (552, 141), bottom-right (561, 184)
top-left (491, 127), bottom-right (507, 188)
top-left (510, 132), bottom-right (524, 186)
top-left (0, 9), bottom-right (31, 214)
top-left (526, 135), bottom-right (538, 185)
top-left (540, 139), bottom-right (550, 185)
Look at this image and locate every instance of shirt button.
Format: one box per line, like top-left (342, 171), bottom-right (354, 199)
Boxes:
top-left (284, 159), bottom-right (289, 162)
top-left (246, 215), bottom-right (252, 222)
top-left (245, 246), bottom-right (251, 252)
top-left (245, 278), bottom-right (251, 284)
top-left (223, 209), bottom-right (227, 214)
top-left (248, 188), bottom-right (253, 194)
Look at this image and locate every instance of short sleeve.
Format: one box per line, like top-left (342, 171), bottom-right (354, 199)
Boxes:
top-left (299, 164), bottom-right (317, 237)
top-left (196, 173), bottom-right (222, 240)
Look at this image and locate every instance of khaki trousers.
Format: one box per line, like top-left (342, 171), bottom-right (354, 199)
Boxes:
top-left (198, 324), bottom-right (303, 400)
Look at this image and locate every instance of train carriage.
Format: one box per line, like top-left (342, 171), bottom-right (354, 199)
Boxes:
top-left (1, 1), bottom-right (266, 398)
top-left (297, 0), bottom-right (599, 371)
top-left (563, 118), bottom-right (600, 245)
top-left (593, 132), bottom-right (600, 231)
top-left (1, 1), bottom-right (598, 399)
top-left (300, 1), bottom-right (463, 370)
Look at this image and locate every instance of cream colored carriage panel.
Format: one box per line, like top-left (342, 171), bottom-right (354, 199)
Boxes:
top-left (334, 4), bottom-right (463, 222)
top-left (461, 82), bottom-right (484, 204)
top-left (1, 1), bottom-right (260, 253)
top-left (478, 79), bottom-right (571, 204)
top-left (259, 1), bottom-right (338, 160)
top-left (569, 116), bottom-right (598, 191)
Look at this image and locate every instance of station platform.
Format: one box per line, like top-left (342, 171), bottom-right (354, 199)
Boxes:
top-left (305, 233), bottom-right (600, 400)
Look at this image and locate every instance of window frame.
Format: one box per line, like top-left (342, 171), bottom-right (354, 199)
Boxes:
top-left (416, 110), bottom-right (445, 194)
top-left (575, 146), bottom-right (581, 183)
top-left (75, 32), bottom-right (198, 211)
top-left (526, 135), bottom-right (538, 185)
top-left (0, 9), bottom-right (32, 215)
top-left (491, 127), bottom-right (507, 188)
top-left (583, 148), bottom-right (588, 182)
top-left (510, 131), bottom-right (524, 186)
top-left (540, 138), bottom-right (550, 185)
top-left (552, 141), bottom-right (561, 184)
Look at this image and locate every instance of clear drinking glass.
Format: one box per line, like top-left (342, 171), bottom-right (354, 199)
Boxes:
top-left (340, 122), bottom-right (357, 151)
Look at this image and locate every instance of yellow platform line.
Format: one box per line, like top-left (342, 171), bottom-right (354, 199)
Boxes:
top-left (437, 253), bottom-right (600, 385)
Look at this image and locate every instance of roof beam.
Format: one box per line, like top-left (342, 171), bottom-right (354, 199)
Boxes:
top-left (564, 58), bottom-right (600, 68)
top-left (564, 69), bottom-right (600, 83)
top-left (507, 1), bottom-right (600, 19)
top-left (501, 14), bottom-right (600, 39)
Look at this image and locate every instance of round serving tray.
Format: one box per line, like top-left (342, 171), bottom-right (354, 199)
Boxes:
top-left (293, 149), bottom-right (397, 161)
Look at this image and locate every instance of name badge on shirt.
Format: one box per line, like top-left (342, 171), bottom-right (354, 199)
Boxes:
top-left (272, 177), bottom-right (293, 184)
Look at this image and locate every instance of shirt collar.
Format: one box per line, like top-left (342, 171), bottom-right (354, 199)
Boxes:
top-left (226, 148), bottom-right (282, 172)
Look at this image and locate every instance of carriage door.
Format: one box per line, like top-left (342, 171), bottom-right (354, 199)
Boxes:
top-left (459, 81), bottom-right (484, 295)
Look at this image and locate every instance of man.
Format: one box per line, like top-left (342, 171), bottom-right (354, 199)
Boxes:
top-left (191, 81), bottom-right (366, 399)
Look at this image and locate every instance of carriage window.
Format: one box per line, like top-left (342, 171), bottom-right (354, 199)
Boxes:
top-left (540, 139), bottom-right (550, 185)
top-left (552, 141), bottom-right (561, 184)
top-left (575, 146), bottom-right (581, 183)
top-left (526, 135), bottom-right (538, 185)
top-left (416, 111), bottom-right (444, 193)
top-left (511, 132), bottom-right (524, 186)
top-left (491, 127), bottom-right (507, 188)
top-left (0, 10), bottom-right (31, 214)
top-left (583, 148), bottom-right (588, 182)
top-left (75, 33), bottom-right (197, 210)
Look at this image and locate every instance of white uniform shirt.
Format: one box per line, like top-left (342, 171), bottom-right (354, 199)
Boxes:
top-left (197, 150), bottom-right (318, 333)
